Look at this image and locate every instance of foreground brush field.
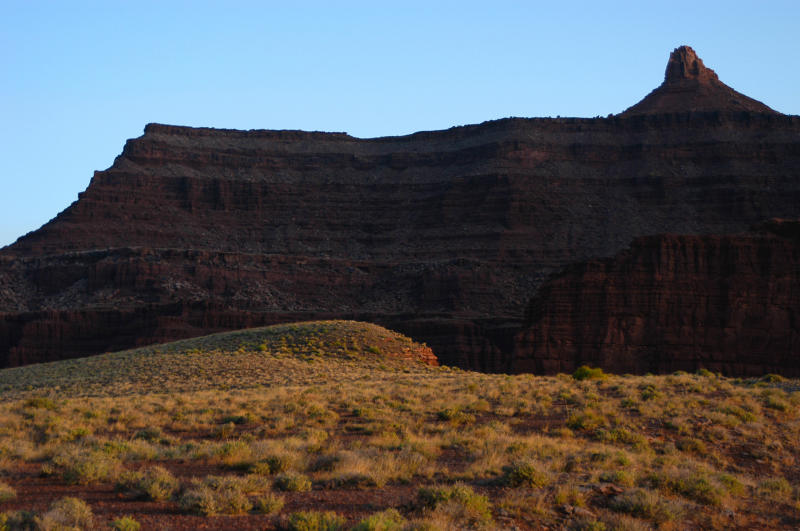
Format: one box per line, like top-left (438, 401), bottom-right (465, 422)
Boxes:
top-left (0, 321), bottom-right (798, 530)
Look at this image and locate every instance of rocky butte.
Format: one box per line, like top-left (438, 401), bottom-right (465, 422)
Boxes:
top-left (1, 46), bottom-right (799, 374)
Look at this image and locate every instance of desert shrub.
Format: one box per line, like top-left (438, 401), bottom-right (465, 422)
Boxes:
top-left (595, 427), bottom-right (649, 450)
top-left (221, 413), bottom-right (255, 425)
top-left (501, 459), bottom-right (550, 488)
top-left (676, 437), bottom-right (708, 455)
top-left (0, 482), bottom-right (15, 503)
top-left (567, 411), bottom-right (606, 432)
top-left (23, 396), bottom-right (58, 410)
top-left (764, 395), bottom-right (790, 411)
top-left (284, 510), bottom-right (346, 531)
top-left (608, 488), bottom-right (683, 524)
top-left (718, 474), bottom-right (746, 496)
top-left (50, 446), bottom-right (122, 485)
top-left (757, 477), bottom-right (792, 500)
top-left (0, 510), bottom-right (37, 531)
top-left (568, 516), bottom-right (608, 531)
top-left (436, 407), bottom-right (475, 425)
top-left (178, 476), bottom-right (257, 515)
top-left (599, 470), bottom-right (634, 487)
top-left (36, 497), bottom-right (93, 531)
top-left (133, 426), bottom-right (163, 442)
top-left (352, 508), bottom-right (405, 531)
top-left (417, 483), bottom-right (492, 526)
top-left (110, 515), bottom-right (141, 531)
top-left (274, 473), bottom-right (312, 492)
top-left (251, 454), bottom-right (296, 475)
top-left (117, 465), bottom-right (179, 501)
top-left (721, 405), bottom-right (757, 423)
top-left (307, 454), bottom-right (341, 473)
top-left (639, 385), bottom-right (660, 401)
top-left (572, 366), bottom-right (607, 381)
top-left (761, 373), bottom-right (785, 383)
top-left (646, 471), bottom-right (723, 505)
top-left (254, 492), bottom-right (285, 515)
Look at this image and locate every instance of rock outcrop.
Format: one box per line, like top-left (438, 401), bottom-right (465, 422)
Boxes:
top-left (513, 220), bottom-right (800, 376)
top-left (1, 46), bottom-right (799, 373)
top-left (621, 46), bottom-right (776, 115)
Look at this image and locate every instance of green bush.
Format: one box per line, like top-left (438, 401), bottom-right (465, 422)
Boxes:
top-left (274, 473), bottom-right (312, 492)
top-left (572, 366), bottom-right (607, 381)
top-left (178, 476), bottom-right (256, 515)
top-left (254, 492), bottom-right (285, 515)
top-left (0, 482), bottom-right (15, 503)
top-left (758, 477), bottom-right (792, 500)
top-left (501, 460), bottom-right (550, 488)
top-left (117, 465), bottom-right (179, 501)
top-left (352, 508), bottom-right (405, 531)
top-left (647, 471), bottom-right (723, 506)
top-left (608, 488), bottom-right (683, 524)
top-left (36, 497), bottom-right (93, 530)
top-left (285, 511), bottom-right (346, 531)
top-left (23, 396), bottom-right (58, 410)
top-left (110, 515), bottom-right (142, 531)
top-left (251, 454), bottom-right (295, 475)
top-left (0, 510), bottom-right (37, 531)
top-left (417, 484), bottom-right (492, 525)
top-left (50, 447), bottom-right (122, 485)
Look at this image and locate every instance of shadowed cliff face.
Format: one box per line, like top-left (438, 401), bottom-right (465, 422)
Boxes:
top-left (1, 47), bottom-right (799, 373)
top-left (513, 221), bottom-right (800, 376)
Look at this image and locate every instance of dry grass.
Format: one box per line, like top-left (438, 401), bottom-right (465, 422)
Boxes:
top-left (0, 322), bottom-right (798, 529)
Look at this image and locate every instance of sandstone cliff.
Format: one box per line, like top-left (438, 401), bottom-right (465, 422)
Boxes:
top-left (1, 46), bottom-right (799, 372)
top-left (513, 220), bottom-right (800, 376)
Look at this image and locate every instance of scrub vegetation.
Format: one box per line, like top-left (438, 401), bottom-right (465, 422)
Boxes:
top-left (0, 321), bottom-right (797, 529)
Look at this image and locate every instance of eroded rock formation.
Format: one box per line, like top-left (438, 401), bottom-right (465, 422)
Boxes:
top-left (1, 46), bottom-right (798, 373)
top-left (513, 220), bottom-right (800, 376)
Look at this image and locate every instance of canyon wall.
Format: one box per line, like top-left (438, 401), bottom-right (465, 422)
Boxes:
top-left (513, 221), bottom-right (800, 376)
top-left (1, 47), bottom-right (799, 373)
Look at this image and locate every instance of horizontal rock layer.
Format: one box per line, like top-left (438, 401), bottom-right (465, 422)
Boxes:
top-left (513, 221), bottom-right (800, 376)
top-left (2, 112), bottom-right (800, 371)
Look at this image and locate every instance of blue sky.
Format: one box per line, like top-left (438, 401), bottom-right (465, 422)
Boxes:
top-left (2, 1), bottom-right (798, 248)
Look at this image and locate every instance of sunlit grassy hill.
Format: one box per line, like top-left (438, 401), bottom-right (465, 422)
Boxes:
top-left (0, 320), bottom-right (438, 400)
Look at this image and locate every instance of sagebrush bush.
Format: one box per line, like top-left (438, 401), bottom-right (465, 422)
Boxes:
top-left (417, 483), bottom-right (493, 526)
top-left (352, 508), bottom-right (405, 531)
top-left (50, 446), bottom-right (122, 485)
top-left (110, 515), bottom-right (142, 531)
top-left (608, 488), bottom-right (683, 524)
top-left (36, 497), bottom-right (94, 531)
top-left (179, 476), bottom-right (258, 515)
top-left (254, 492), bottom-right (285, 515)
top-left (0, 482), bottom-right (16, 503)
top-left (274, 473), bottom-right (312, 492)
top-left (572, 366), bottom-right (607, 381)
top-left (501, 460), bottom-right (550, 488)
top-left (117, 465), bottom-right (179, 501)
top-left (285, 510), bottom-right (347, 531)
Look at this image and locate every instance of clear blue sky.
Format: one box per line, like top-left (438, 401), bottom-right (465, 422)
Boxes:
top-left (2, 1), bottom-right (798, 248)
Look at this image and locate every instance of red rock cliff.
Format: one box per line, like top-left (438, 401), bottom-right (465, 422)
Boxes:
top-left (513, 221), bottom-right (800, 376)
top-left (1, 46), bottom-right (799, 372)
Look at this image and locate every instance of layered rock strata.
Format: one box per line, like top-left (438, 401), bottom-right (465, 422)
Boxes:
top-left (513, 221), bottom-right (800, 376)
top-left (1, 46), bottom-right (798, 372)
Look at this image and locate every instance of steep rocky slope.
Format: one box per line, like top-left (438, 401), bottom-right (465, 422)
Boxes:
top-left (513, 220), bottom-right (800, 376)
top-left (1, 46), bottom-right (799, 372)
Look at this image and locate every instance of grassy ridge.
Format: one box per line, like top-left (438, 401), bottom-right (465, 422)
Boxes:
top-left (0, 320), bottom-right (437, 400)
